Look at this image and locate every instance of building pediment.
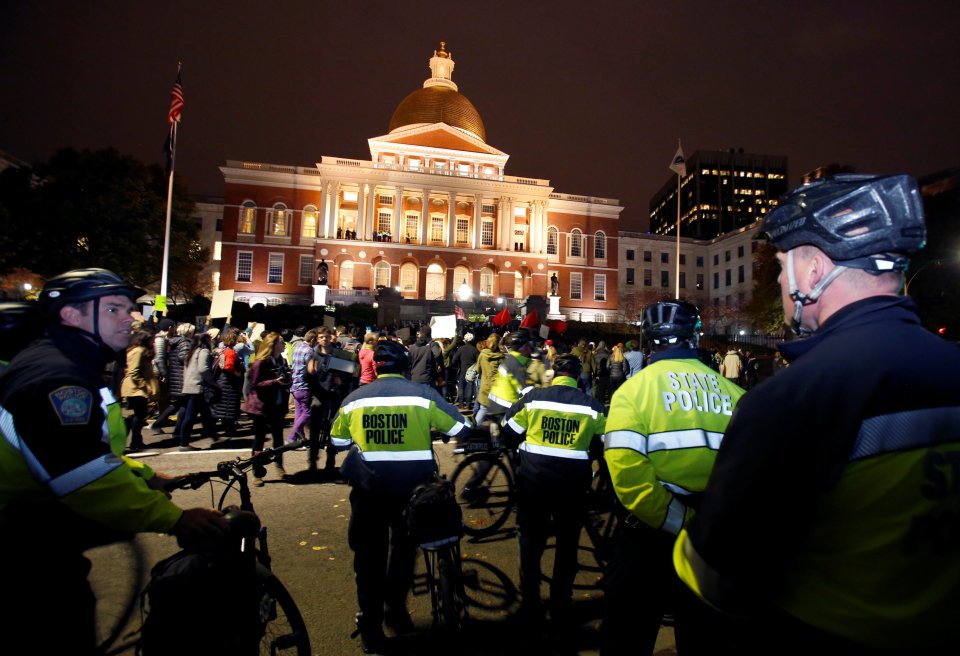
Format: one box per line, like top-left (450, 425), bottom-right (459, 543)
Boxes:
top-left (369, 124), bottom-right (507, 158)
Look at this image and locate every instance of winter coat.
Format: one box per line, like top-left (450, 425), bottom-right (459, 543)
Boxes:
top-left (476, 347), bottom-right (504, 407)
top-left (181, 346), bottom-right (212, 395)
top-left (121, 345), bottom-right (159, 399)
top-left (165, 336), bottom-right (189, 397)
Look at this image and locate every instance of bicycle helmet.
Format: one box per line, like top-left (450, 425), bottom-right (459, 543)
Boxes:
top-left (374, 340), bottom-right (410, 375)
top-left (551, 354), bottom-right (583, 380)
top-left (642, 300), bottom-right (701, 346)
top-left (500, 331), bottom-right (533, 353)
top-left (38, 268), bottom-right (145, 318)
top-left (760, 174), bottom-right (926, 273)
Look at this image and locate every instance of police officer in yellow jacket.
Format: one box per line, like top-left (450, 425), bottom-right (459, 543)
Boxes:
top-left (501, 354), bottom-right (606, 630)
top-left (486, 330), bottom-right (536, 417)
top-left (331, 340), bottom-right (469, 654)
top-left (602, 300), bottom-right (744, 655)
top-left (674, 174), bottom-right (960, 653)
top-left (0, 269), bottom-right (227, 655)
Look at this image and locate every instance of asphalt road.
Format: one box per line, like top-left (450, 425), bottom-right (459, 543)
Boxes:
top-left (87, 421), bottom-right (678, 655)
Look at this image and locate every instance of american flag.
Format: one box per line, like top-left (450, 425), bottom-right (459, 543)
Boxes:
top-left (454, 305), bottom-right (467, 321)
top-left (168, 65), bottom-right (184, 124)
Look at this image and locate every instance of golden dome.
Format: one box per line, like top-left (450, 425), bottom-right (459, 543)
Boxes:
top-left (389, 86), bottom-right (486, 142)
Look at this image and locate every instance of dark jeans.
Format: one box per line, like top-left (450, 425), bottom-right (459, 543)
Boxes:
top-left (457, 374), bottom-right (475, 407)
top-left (252, 407), bottom-right (285, 457)
top-left (176, 394), bottom-right (216, 446)
top-left (153, 394), bottom-right (186, 429)
top-left (124, 396), bottom-right (149, 448)
top-left (308, 396), bottom-right (339, 469)
top-left (516, 478), bottom-right (587, 615)
top-left (348, 486), bottom-right (417, 624)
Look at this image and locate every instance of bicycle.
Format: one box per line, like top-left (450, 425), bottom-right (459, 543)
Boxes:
top-left (448, 424), bottom-right (518, 538)
top-left (142, 438), bottom-right (312, 655)
top-left (407, 473), bottom-right (470, 633)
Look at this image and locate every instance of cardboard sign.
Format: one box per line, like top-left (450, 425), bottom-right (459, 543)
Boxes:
top-left (154, 295), bottom-right (167, 312)
top-left (429, 314), bottom-right (457, 339)
top-left (539, 324), bottom-right (550, 339)
top-left (210, 289), bottom-right (235, 319)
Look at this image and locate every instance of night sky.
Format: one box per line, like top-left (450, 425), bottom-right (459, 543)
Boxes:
top-left (2, 1), bottom-right (958, 232)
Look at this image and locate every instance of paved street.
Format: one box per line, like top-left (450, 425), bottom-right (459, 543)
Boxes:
top-left (88, 420), bottom-right (677, 655)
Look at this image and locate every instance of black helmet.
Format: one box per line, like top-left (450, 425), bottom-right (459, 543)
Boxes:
top-left (760, 174), bottom-right (926, 272)
top-left (642, 300), bottom-right (701, 345)
top-left (374, 340), bottom-right (410, 375)
top-left (501, 331), bottom-right (533, 352)
top-left (39, 268), bottom-right (145, 319)
top-left (0, 302), bottom-right (43, 362)
top-left (552, 354), bottom-right (583, 380)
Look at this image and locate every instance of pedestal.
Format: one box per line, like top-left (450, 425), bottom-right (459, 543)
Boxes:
top-left (312, 285), bottom-right (329, 307)
top-left (546, 294), bottom-right (565, 320)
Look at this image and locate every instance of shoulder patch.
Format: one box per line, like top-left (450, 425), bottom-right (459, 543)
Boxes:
top-left (48, 386), bottom-right (94, 425)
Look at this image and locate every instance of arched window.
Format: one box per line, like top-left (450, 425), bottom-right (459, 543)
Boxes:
top-left (339, 260), bottom-right (354, 289)
top-left (302, 205), bottom-right (318, 239)
top-left (425, 263), bottom-right (445, 300)
top-left (374, 261), bottom-right (391, 288)
top-left (546, 226), bottom-right (558, 255)
top-left (267, 203), bottom-right (288, 237)
top-left (594, 231), bottom-right (606, 259)
top-left (513, 271), bottom-right (524, 299)
top-left (400, 262), bottom-right (418, 297)
top-left (480, 267), bottom-right (495, 296)
top-left (239, 201), bottom-right (256, 235)
top-left (453, 265), bottom-right (471, 290)
top-left (570, 229), bottom-right (583, 258)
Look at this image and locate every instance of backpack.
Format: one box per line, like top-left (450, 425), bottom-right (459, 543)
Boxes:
top-left (406, 477), bottom-right (463, 548)
top-left (464, 363), bottom-right (479, 382)
top-left (138, 549), bottom-right (261, 655)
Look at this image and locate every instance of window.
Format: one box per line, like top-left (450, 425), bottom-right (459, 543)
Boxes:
top-left (713, 272), bottom-right (720, 289)
top-left (570, 272), bottom-right (582, 300)
top-left (453, 265), bottom-right (470, 291)
top-left (267, 298), bottom-right (281, 307)
top-left (696, 273), bottom-right (704, 290)
top-left (425, 263), bottom-right (445, 300)
top-left (301, 206), bottom-right (318, 238)
top-left (514, 271), bottom-right (524, 298)
top-left (267, 253), bottom-right (283, 284)
top-left (661, 271), bottom-right (669, 288)
top-left (481, 218), bottom-right (494, 246)
top-left (430, 215), bottom-right (444, 242)
top-left (400, 262), bottom-right (418, 295)
top-left (340, 260), bottom-right (354, 289)
top-left (594, 275), bottom-right (606, 301)
top-left (268, 204), bottom-right (288, 237)
top-left (374, 261), bottom-right (391, 288)
top-left (661, 252), bottom-right (669, 264)
top-left (713, 253), bottom-right (720, 266)
top-left (679, 272), bottom-right (686, 289)
top-left (594, 231), bottom-right (606, 259)
top-left (626, 268), bottom-right (635, 285)
top-left (213, 241), bottom-right (222, 261)
top-left (237, 251), bottom-right (253, 282)
top-left (738, 245), bottom-right (745, 258)
top-left (378, 194), bottom-right (393, 205)
top-left (680, 254), bottom-right (686, 265)
top-left (738, 265), bottom-right (745, 283)
top-left (547, 226), bottom-right (558, 255)
top-left (299, 255), bottom-right (314, 285)
top-left (726, 269), bottom-right (732, 286)
top-left (235, 296), bottom-right (249, 305)
top-left (377, 211), bottom-right (392, 235)
top-left (482, 204), bottom-right (496, 214)
top-left (239, 201), bottom-right (256, 235)
top-left (570, 229), bottom-right (583, 258)
top-left (696, 256), bottom-right (704, 268)
top-left (725, 250), bottom-right (731, 262)
top-left (626, 249), bottom-right (635, 261)
top-left (343, 190), bottom-right (358, 202)
top-left (456, 217), bottom-right (469, 243)
top-left (595, 314), bottom-right (605, 323)
top-left (644, 250), bottom-right (652, 262)
top-left (405, 213), bottom-right (419, 242)
top-left (480, 267), bottom-right (494, 295)
top-left (644, 269), bottom-right (652, 286)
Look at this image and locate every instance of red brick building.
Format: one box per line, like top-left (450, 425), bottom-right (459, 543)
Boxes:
top-left (218, 42), bottom-right (622, 321)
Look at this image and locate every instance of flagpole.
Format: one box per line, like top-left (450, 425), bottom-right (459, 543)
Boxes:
top-left (675, 169), bottom-right (681, 298)
top-left (160, 122), bottom-right (175, 303)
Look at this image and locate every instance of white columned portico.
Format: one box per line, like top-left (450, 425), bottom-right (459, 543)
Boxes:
top-left (356, 183), bottom-right (366, 240)
top-left (447, 192), bottom-right (456, 247)
top-left (420, 189), bottom-right (429, 244)
top-left (473, 195), bottom-right (482, 248)
top-left (393, 186), bottom-right (403, 242)
top-left (364, 184), bottom-right (376, 240)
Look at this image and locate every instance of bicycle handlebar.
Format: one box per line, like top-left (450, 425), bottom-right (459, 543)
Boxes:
top-left (169, 438), bottom-right (308, 491)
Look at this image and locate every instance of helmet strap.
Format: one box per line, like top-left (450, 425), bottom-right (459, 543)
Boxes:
top-left (786, 249), bottom-right (848, 336)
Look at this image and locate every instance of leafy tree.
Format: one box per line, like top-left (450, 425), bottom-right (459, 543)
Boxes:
top-left (0, 148), bottom-right (208, 298)
top-left (744, 241), bottom-right (785, 334)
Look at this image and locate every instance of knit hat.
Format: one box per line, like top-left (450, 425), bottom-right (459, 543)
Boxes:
top-left (464, 332), bottom-right (474, 342)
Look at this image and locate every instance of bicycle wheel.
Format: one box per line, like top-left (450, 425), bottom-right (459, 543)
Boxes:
top-left (436, 549), bottom-right (466, 632)
top-left (89, 537), bottom-right (146, 654)
top-left (450, 453), bottom-right (515, 537)
top-left (257, 568), bottom-right (311, 655)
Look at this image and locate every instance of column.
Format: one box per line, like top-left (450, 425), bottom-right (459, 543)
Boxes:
top-left (366, 185), bottom-right (376, 239)
top-left (317, 184), bottom-right (327, 239)
top-left (322, 181), bottom-right (336, 238)
top-left (393, 186), bottom-right (403, 243)
top-left (447, 191), bottom-right (456, 247)
top-left (356, 183), bottom-right (366, 240)
top-left (420, 189), bottom-right (429, 244)
top-left (497, 198), bottom-right (506, 250)
top-left (473, 195), bottom-right (482, 249)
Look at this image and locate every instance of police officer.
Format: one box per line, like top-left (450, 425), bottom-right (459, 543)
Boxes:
top-left (500, 354), bottom-right (606, 630)
top-left (673, 174), bottom-right (960, 653)
top-left (486, 330), bottom-right (536, 418)
top-left (330, 340), bottom-right (469, 654)
top-left (602, 300), bottom-right (745, 655)
top-left (0, 268), bottom-right (228, 655)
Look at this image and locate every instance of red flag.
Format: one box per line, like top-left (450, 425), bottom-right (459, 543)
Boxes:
top-left (454, 305), bottom-right (467, 321)
top-left (168, 65), bottom-right (185, 125)
top-left (493, 307), bottom-right (512, 327)
top-left (520, 310), bottom-right (540, 328)
top-left (546, 319), bottom-right (568, 334)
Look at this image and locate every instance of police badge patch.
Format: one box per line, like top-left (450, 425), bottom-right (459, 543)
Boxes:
top-left (49, 386), bottom-right (94, 425)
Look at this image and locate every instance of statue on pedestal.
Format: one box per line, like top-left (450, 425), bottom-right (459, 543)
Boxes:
top-left (550, 273), bottom-right (559, 297)
top-left (317, 259), bottom-right (329, 285)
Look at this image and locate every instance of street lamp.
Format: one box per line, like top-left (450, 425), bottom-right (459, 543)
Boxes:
top-left (457, 283), bottom-right (472, 302)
